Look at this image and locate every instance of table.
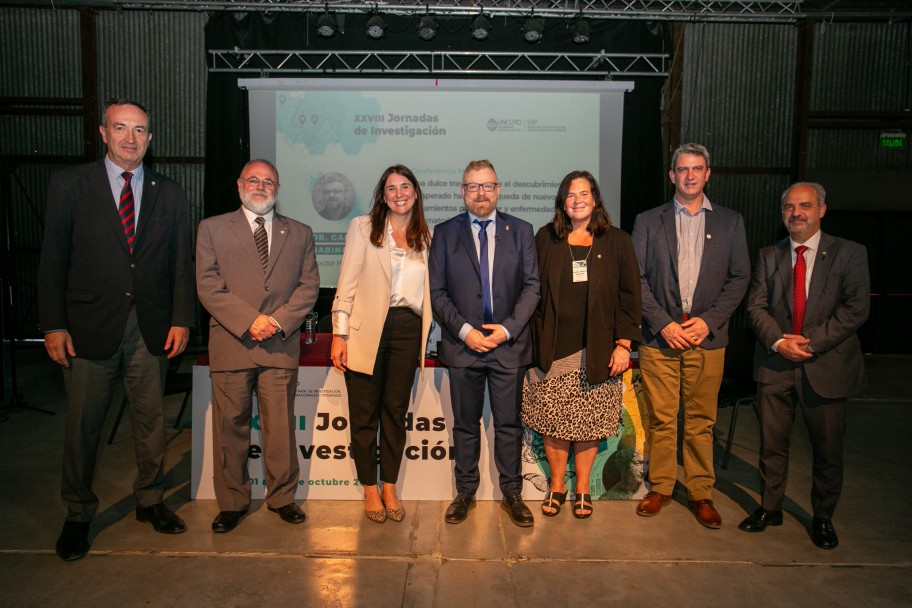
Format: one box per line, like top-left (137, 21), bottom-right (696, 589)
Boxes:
top-left (191, 334), bottom-right (647, 501)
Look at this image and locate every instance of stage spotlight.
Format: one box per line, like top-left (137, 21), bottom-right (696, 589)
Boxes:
top-left (366, 14), bottom-right (386, 40)
top-left (316, 12), bottom-right (336, 38)
top-left (522, 18), bottom-right (543, 43)
top-left (569, 18), bottom-right (590, 44)
top-left (470, 14), bottom-right (491, 41)
top-left (417, 15), bottom-right (438, 41)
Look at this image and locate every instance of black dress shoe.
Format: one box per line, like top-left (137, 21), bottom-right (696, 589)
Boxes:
top-left (445, 492), bottom-right (476, 524)
top-left (56, 521), bottom-right (90, 561)
top-left (501, 493), bottom-right (534, 528)
top-left (212, 510), bottom-right (247, 533)
top-left (136, 503), bottom-right (187, 534)
top-left (811, 517), bottom-right (839, 550)
top-left (268, 503), bottom-right (307, 524)
top-left (738, 508), bottom-right (783, 533)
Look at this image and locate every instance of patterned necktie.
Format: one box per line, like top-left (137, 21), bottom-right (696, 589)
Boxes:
top-left (474, 219), bottom-right (493, 324)
top-left (254, 216), bottom-right (268, 272)
top-left (119, 171), bottom-right (136, 253)
top-left (792, 245), bottom-right (809, 334)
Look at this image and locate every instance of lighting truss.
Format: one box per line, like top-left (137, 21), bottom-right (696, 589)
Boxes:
top-left (209, 49), bottom-right (669, 77)
top-left (27, 1), bottom-right (809, 23)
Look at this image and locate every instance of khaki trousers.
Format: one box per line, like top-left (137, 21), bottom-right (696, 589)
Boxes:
top-left (638, 345), bottom-right (725, 500)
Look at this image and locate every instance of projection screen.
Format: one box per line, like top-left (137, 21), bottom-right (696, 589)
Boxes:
top-left (241, 78), bottom-right (634, 287)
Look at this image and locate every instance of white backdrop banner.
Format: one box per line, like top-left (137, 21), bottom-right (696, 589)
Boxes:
top-left (191, 363), bottom-right (647, 501)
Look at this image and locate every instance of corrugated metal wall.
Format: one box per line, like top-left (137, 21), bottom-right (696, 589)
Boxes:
top-left (1, 7), bottom-right (207, 338)
top-left (808, 22), bottom-right (911, 169)
top-left (679, 21), bottom-right (798, 294)
top-left (678, 19), bottom-right (911, 343)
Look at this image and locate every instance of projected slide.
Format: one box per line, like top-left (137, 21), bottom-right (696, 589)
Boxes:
top-left (242, 79), bottom-right (633, 287)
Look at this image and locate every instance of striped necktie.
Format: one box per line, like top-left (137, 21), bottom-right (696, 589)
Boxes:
top-left (119, 171), bottom-right (136, 253)
top-left (254, 216), bottom-right (268, 272)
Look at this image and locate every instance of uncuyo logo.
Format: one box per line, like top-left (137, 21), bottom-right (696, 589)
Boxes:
top-left (487, 119), bottom-right (498, 131)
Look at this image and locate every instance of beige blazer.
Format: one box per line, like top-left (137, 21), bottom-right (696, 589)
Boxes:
top-left (332, 215), bottom-right (432, 375)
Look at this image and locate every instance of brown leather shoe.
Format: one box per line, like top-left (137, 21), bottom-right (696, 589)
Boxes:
top-left (688, 499), bottom-right (722, 529)
top-left (636, 491), bottom-right (672, 517)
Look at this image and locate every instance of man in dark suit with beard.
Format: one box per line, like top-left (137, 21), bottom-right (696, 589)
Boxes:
top-left (429, 159), bottom-right (540, 527)
top-left (39, 98), bottom-right (195, 561)
top-left (740, 182), bottom-right (869, 550)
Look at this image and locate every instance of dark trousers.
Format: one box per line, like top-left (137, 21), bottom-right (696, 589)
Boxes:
top-left (448, 356), bottom-right (525, 496)
top-left (210, 366), bottom-right (299, 511)
top-left (757, 368), bottom-right (846, 519)
top-left (61, 309), bottom-right (167, 522)
top-left (344, 307), bottom-right (421, 486)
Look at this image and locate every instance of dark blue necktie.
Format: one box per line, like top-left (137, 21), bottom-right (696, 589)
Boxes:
top-left (474, 219), bottom-right (493, 324)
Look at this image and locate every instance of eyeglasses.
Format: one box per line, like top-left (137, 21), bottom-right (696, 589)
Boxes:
top-left (239, 176), bottom-right (278, 190)
top-left (462, 182), bottom-right (499, 193)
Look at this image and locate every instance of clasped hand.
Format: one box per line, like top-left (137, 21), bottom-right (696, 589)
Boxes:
top-left (465, 324), bottom-right (507, 354)
top-left (249, 314), bottom-right (279, 342)
top-left (776, 333), bottom-right (814, 362)
top-left (660, 317), bottom-right (709, 350)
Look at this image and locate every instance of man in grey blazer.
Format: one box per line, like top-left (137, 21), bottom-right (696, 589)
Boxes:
top-left (39, 98), bottom-right (194, 561)
top-left (740, 182), bottom-right (869, 550)
top-left (631, 143), bottom-right (750, 529)
top-left (196, 159), bottom-right (320, 533)
top-left (429, 159), bottom-right (540, 527)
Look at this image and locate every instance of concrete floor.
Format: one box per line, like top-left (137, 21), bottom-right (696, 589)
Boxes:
top-left (1, 346), bottom-right (910, 608)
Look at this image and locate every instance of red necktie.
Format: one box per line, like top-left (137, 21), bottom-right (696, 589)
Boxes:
top-left (792, 245), bottom-right (808, 334)
top-left (119, 171), bottom-right (136, 253)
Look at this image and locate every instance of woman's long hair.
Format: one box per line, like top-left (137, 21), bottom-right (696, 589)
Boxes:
top-left (549, 170), bottom-right (612, 241)
top-left (368, 165), bottom-right (432, 252)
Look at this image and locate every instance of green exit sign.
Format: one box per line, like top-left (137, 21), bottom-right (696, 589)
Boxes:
top-left (880, 133), bottom-right (906, 149)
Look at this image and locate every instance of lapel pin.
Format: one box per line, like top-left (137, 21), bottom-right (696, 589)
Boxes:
top-left (150, 181), bottom-right (156, 186)
top-left (280, 228), bottom-right (287, 235)
top-left (597, 254), bottom-right (602, 259)
top-left (821, 251), bottom-right (827, 259)
top-left (706, 234), bottom-right (712, 239)
top-left (505, 225), bottom-right (510, 231)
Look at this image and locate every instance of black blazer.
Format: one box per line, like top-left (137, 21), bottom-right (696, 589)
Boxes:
top-left (531, 224), bottom-right (642, 385)
top-left (747, 232), bottom-right (870, 399)
top-left (38, 159), bottom-right (195, 359)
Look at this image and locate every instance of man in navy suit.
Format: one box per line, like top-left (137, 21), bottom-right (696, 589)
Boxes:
top-left (740, 182), bottom-right (869, 550)
top-left (38, 98), bottom-right (195, 561)
top-left (631, 143), bottom-right (750, 529)
top-left (429, 160), bottom-right (540, 527)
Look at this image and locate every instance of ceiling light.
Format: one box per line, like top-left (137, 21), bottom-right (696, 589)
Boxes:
top-left (522, 18), bottom-right (543, 43)
top-left (569, 18), bottom-right (590, 44)
top-left (470, 14), bottom-right (491, 41)
top-left (417, 15), bottom-right (438, 41)
top-left (316, 12), bottom-right (336, 38)
top-left (366, 14), bottom-right (386, 40)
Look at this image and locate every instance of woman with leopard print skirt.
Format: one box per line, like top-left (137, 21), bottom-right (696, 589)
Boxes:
top-left (522, 170), bottom-right (642, 520)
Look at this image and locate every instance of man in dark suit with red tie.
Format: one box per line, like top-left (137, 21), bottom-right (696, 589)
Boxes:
top-left (741, 182), bottom-right (870, 550)
top-left (38, 98), bottom-right (195, 561)
top-left (429, 159), bottom-right (541, 527)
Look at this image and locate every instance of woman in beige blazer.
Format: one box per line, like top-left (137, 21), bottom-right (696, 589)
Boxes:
top-left (330, 165), bottom-right (433, 523)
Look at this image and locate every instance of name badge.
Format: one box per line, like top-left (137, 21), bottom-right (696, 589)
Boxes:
top-left (571, 260), bottom-right (588, 282)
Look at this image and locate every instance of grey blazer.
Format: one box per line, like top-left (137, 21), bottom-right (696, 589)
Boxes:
top-left (631, 199), bottom-right (750, 350)
top-left (747, 232), bottom-right (870, 399)
top-left (196, 208), bottom-right (320, 371)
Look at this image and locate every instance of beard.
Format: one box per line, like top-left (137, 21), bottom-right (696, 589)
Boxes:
top-left (241, 191), bottom-right (277, 216)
